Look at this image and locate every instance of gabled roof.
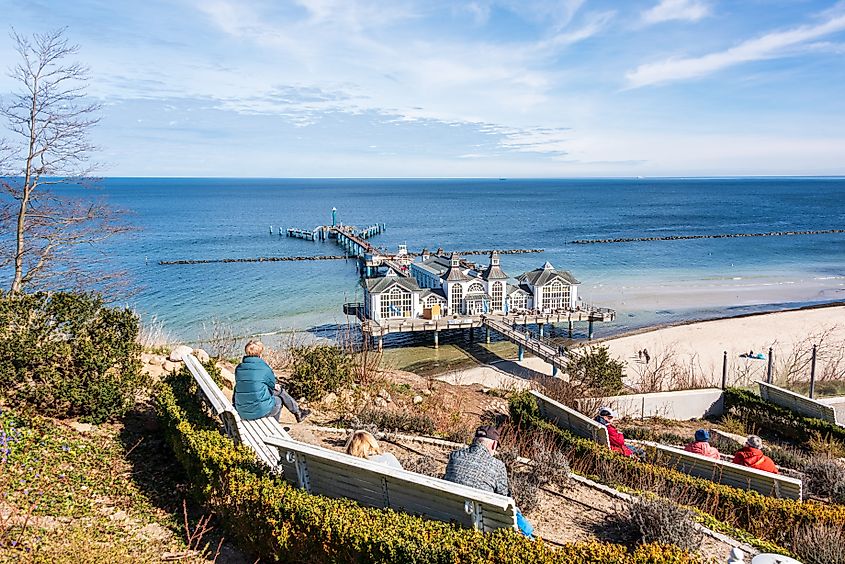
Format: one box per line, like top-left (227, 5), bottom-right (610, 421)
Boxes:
top-left (444, 252), bottom-right (471, 282)
top-left (364, 273), bottom-right (421, 294)
top-left (516, 261), bottom-right (579, 287)
top-left (508, 283), bottom-right (531, 296)
top-left (420, 288), bottom-right (447, 301)
top-left (481, 252), bottom-right (509, 281)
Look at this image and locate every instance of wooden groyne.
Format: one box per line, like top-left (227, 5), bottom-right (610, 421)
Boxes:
top-left (571, 229), bottom-right (845, 245)
top-left (159, 248), bottom-right (544, 266)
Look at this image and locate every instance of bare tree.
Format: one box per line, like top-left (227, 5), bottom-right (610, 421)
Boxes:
top-left (0, 29), bottom-right (130, 294)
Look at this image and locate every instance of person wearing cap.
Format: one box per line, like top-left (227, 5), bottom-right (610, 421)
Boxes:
top-left (595, 407), bottom-right (643, 459)
top-left (444, 425), bottom-right (534, 538)
top-left (732, 435), bottom-right (778, 474)
top-left (684, 429), bottom-right (721, 460)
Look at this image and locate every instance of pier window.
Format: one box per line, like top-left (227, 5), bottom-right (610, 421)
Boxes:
top-left (541, 280), bottom-right (570, 312)
top-left (450, 284), bottom-right (464, 315)
top-left (467, 282), bottom-right (485, 294)
top-left (491, 282), bottom-right (503, 311)
top-left (509, 293), bottom-right (526, 311)
top-left (381, 286), bottom-right (412, 318)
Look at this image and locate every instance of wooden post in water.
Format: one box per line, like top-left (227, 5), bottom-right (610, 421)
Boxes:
top-left (568, 319), bottom-right (573, 338)
top-left (809, 344), bottom-right (817, 399)
top-left (721, 351), bottom-right (728, 389)
top-left (766, 347), bottom-right (773, 384)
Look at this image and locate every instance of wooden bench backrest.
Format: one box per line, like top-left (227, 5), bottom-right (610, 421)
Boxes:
top-left (642, 441), bottom-right (802, 500)
top-left (757, 381), bottom-right (838, 425)
top-left (530, 390), bottom-right (611, 448)
top-left (183, 354), bottom-right (290, 468)
top-left (264, 435), bottom-right (517, 533)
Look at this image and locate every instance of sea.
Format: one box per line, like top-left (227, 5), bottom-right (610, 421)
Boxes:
top-left (56, 177), bottom-right (845, 345)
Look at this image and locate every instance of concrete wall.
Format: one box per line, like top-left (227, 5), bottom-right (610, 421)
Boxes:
top-left (579, 388), bottom-right (725, 421)
top-left (819, 395), bottom-right (845, 426)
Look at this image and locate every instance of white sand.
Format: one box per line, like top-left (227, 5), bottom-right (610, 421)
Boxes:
top-left (599, 306), bottom-right (845, 388)
top-left (438, 306), bottom-right (845, 390)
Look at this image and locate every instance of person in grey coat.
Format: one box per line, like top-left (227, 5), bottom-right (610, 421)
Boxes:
top-left (444, 425), bottom-right (533, 538)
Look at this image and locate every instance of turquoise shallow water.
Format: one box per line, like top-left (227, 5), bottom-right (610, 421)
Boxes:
top-left (39, 177), bottom-right (845, 343)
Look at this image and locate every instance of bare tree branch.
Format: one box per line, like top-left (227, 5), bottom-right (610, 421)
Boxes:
top-left (0, 28), bottom-right (131, 295)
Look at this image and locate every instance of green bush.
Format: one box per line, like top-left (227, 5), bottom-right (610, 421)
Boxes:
top-left (155, 370), bottom-right (705, 563)
top-left (509, 391), bottom-right (845, 551)
top-left (0, 291), bottom-right (145, 424)
top-left (565, 345), bottom-right (624, 394)
top-left (723, 387), bottom-right (845, 445)
top-left (286, 344), bottom-right (353, 401)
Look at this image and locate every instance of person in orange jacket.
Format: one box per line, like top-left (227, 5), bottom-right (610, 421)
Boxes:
top-left (732, 435), bottom-right (778, 474)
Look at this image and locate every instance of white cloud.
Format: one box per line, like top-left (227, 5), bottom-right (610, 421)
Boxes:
top-left (627, 11), bottom-right (845, 87)
top-left (642, 0), bottom-right (710, 25)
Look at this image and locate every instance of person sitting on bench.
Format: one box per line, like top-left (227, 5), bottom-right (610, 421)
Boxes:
top-left (684, 429), bottom-right (721, 459)
top-left (595, 407), bottom-right (645, 460)
top-left (346, 430), bottom-right (403, 469)
top-left (444, 425), bottom-right (534, 538)
top-left (233, 340), bottom-right (308, 423)
top-left (732, 435), bottom-right (778, 474)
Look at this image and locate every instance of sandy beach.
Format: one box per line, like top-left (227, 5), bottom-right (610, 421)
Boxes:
top-left (437, 305), bottom-right (845, 391)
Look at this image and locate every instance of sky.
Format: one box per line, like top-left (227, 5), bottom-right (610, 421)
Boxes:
top-left (1, 0), bottom-right (845, 177)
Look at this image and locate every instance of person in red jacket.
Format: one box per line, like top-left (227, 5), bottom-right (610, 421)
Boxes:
top-left (684, 429), bottom-right (721, 460)
top-left (595, 407), bottom-right (644, 459)
top-left (732, 435), bottom-right (778, 474)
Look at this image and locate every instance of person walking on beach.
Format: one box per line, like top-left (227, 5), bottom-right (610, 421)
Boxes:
top-left (233, 340), bottom-right (309, 423)
top-left (643, 348), bottom-right (650, 364)
top-left (732, 435), bottom-right (777, 474)
top-left (444, 426), bottom-right (534, 538)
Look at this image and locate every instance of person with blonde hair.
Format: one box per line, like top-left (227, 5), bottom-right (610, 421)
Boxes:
top-left (345, 430), bottom-right (402, 469)
top-left (233, 340), bottom-right (308, 422)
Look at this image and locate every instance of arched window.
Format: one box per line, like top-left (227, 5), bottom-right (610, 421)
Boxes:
top-left (425, 295), bottom-right (441, 308)
top-left (541, 279), bottom-right (570, 312)
top-left (450, 284), bottom-right (463, 315)
top-left (491, 282), bottom-right (503, 311)
top-left (467, 282), bottom-right (485, 294)
top-left (380, 286), bottom-right (412, 318)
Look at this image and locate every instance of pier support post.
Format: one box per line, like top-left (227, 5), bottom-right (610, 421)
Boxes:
top-left (486, 326), bottom-right (490, 344)
top-left (588, 320), bottom-right (594, 340)
top-left (378, 336), bottom-right (383, 352)
top-left (809, 344), bottom-right (817, 399)
top-left (766, 347), bottom-right (773, 384)
top-left (518, 344), bottom-right (524, 362)
top-left (434, 331), bottom-right (439, 349)
top-left (538, 323), bottom-right (544, 338)
top-left (568, 319), bottom-right (573, 338)
top-left (469, 327), bottom-right (474, 342)
top-left (552, 365), bottom-right (558, 377)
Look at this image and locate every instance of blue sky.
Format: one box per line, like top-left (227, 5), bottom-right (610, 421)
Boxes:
top-left (2, 0), bottom-right (845, 177)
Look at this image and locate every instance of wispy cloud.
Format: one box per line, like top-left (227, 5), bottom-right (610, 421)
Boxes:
top-left (641, 0), bottom-right (710, 25)
top-left (627, 9), bottom-right (845, 87)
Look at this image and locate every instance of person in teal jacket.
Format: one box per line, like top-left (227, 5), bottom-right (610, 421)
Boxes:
top-left (233, 340), bottom-right (308, 422)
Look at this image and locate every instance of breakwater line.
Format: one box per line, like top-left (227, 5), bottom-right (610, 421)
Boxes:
top-left (159, 248), bottom-right (545, 266)
top-left (570, 229), bottom-right (845, 245)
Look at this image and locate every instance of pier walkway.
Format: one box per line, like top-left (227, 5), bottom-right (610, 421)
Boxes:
top-left (482, 317), bottom-right (567, 374)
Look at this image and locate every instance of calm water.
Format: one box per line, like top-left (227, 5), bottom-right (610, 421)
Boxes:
top-left (59, 178), bottom-right (845, 342)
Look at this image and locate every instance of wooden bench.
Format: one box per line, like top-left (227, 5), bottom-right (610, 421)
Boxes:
top-left (530, 390), bottom-right (610, 448)
top-left (757, 381), bottom-right (839, 425)
top-left (263, 434), bottom-right (518, 533)
top-left (641, 440), bottom-right (802, 500)
top-left (183, 354), bottom-right (291, 468)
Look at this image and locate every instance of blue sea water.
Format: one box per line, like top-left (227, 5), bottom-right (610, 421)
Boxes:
top-left (60, 177), bottom-right (845, 343)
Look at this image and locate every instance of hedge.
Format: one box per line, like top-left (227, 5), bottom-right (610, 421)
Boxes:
top-left (509, 391), bottom-right (845, 550)
top-left (155, 369), bottom-right (705, 563)
top-left (723, 387), bottom-right (845, 444)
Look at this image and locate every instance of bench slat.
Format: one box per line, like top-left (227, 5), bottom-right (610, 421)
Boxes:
top-left (758, 381), bottom-right (838, 425)
top-left (531, 390), bottom-right (610, 448)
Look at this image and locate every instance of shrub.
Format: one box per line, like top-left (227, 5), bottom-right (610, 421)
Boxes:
top-left (791, 522), bottom-right (845, 564)
top-left (500, 435), bottom-right (571, 513)
top-left (804, 458), bottom-right (845, 503)
top-left (0, 291), bottom-right (145, 424)
top-left (509, 390), bottom-right (845, 551)
top-left (565, 345), bottom-right (624, 394)
top-left (628, 497), bottom-right (703, 552)
top-left (155, 370), bottom-right (705, 564)
top-left (723, 387), bottom-right (845, 445)
top-left (398, 454), bottom-right (442, 478)
top-left (807, 431), bottom-right (845, 458)
top-left (342, 407), bottom-right (436, 435)
top-left (286, 344), bottom-right (353, 401)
